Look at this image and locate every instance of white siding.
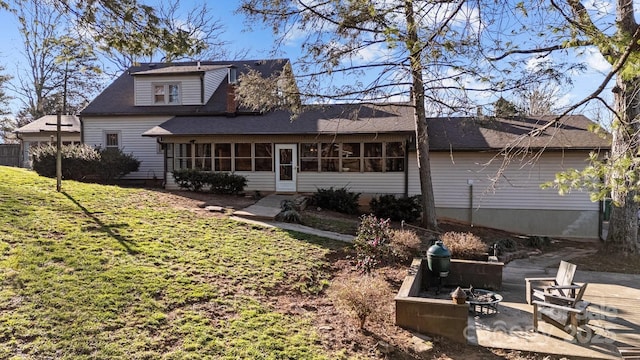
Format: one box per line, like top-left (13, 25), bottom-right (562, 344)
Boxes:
top-left (298, 172), bottom-right (405, 194)
top-left (165, 171), bottom-right (275, 191)
top-left (83, 115), bottom-right (172, 179)
top-left (134, 75), bottom-right (203, 106)
top-left (408, 151), bottom-right (598, 211)
top-left (203, 69), bottom-right (227, 102)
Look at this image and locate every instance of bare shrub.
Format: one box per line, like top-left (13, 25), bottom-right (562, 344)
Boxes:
top-left (390, 229), bottom-right (422, 261)
top-left (329, 276), bottom-right (391, 329)
top-left (441, 231), bottom-right (488, 259)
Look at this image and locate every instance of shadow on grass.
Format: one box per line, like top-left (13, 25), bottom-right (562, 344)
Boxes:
top-left (62, 191), bottom-right (138, 254)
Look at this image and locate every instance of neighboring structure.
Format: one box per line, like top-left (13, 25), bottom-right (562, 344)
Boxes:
top-left (81, 59), bottom-right (611, 239)
top-left (14, 115), bottom-right (82, 168)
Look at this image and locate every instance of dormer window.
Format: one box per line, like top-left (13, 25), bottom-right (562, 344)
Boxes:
top-left (154, 83), bottom-right (180, 104)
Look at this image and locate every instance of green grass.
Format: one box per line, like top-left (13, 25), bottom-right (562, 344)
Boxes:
top-left (0, 166), bottom-right (346, 359)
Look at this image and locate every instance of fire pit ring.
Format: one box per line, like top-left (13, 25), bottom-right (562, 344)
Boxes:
top-left (464, 288), bottom-right (503, 316)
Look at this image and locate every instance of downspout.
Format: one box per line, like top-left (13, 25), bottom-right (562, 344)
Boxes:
top-left (404, 138), bottom-right (409, 197)
top-left (468, 179), bottom-right (474, 226)
top-left (598, 199), bottom-right (603, 241)
top-left (79, 115), bottom-right (84, 144)
top-left (160, 137), bottom-right (167, 188)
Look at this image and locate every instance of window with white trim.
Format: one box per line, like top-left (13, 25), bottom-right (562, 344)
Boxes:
top-left (154, 83), bottom-right (181, 104)
top-left (105, 132), bottom-right (120, 149)
top-left (234, 143), bottom-right (252, 171)
top-left (214, 143), bottom-right (232, 171)
top-left (195, 144), bottom-right (212, 170)
top-left (300, 143), bottom-right (319, 172)
top-left (254, 143), bottom-right (273, 171)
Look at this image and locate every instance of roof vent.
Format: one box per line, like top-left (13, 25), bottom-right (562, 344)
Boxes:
top-left (254, 60), bottom-right (265, 66)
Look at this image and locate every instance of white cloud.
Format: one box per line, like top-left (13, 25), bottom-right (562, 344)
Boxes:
top-left (525, 55), bottom-right (554, 72)
top-left (583, 47), bottom-right (611, 73)
top-left (584, 0), bottom-right (614, 15)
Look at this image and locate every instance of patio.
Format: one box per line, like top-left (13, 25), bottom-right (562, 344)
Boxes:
top-left (468, 248), bottom-right (640, 359)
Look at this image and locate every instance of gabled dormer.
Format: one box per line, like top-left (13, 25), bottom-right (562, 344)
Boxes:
top-left (132, 63), bottom-right (236, 106)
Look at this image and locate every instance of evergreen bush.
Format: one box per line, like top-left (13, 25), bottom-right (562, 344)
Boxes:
top-left (369, 194), bottom-right (422, 222)
top-left (31, 145), bottom-right (140, 183)
top-left (311, 186), bottom-right (360, 214)
top-left (172, 169), bottom-right (247, 194)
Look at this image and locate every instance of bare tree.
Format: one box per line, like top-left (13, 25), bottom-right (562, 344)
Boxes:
top-left (0, 65), bottom-right (13, 143)
top-left (475, 0), bottom-right (639, 254)
top-left (13, 0), bottom-right (63, 122)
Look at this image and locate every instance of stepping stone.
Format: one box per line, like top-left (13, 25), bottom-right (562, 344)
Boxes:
top-left (204, 205), bottom-right (225, 213)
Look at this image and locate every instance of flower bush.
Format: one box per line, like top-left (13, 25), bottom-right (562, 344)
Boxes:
top-left (353, 215), bottom-right (393, 273)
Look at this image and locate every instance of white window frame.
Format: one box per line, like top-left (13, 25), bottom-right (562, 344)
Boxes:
top-left (105, 131), bottom-right (120, 149)
top-left (153, 83), bottom-right (181, 105)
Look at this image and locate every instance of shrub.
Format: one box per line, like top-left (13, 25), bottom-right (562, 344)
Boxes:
top-left (527, 235), bottom-right (551, 249)
top-left (172, 169), bottom-right (247, 194)
top-left (354, 215), bottom-right (393, 273)
top-left (275, 199), bottom-right (301, 223)
top-left (492, 238), bottom-right (518, 256)
top-left (94, 147), bottom-right (140, 183)
top-left (440, 231), bottom-right (488, 260)
top-left (311, 186), bottom-right (360, 214)
top-left (369, 194), bottom-right (422, 222)
top-left (329, 276), bottom-right (391, 329)
top-left (390, 229), bottom-right (423, 262)
top-left (31, 145), bottom-right (141, 183)
top-left (31, 144), bottom-right (100, 180)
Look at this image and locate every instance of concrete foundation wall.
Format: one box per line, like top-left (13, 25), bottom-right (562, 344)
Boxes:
top-left (437, 207), bottom-right (599, 239)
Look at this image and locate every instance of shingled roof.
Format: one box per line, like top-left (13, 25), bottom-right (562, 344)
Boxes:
top-left (14, 115), bottom-right (81, 134)
top-left (427, 115), bottom-right (611, 150)
top-left (143, 104), bottom-right (610, 151)
top-left (81, 59), bottom-right (289, 116)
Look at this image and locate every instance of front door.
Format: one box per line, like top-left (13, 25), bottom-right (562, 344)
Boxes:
top-left (275, 144), bottom-right (297, 192)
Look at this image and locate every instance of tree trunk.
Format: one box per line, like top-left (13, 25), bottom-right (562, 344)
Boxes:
top-left (605, 0), bottom-right (639, 254)
top-left (404, 0), bottom-right (438, 231)
top-left (606, 75), bottom-right (639, 254)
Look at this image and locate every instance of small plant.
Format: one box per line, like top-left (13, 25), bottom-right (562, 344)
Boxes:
top-left (492, 238), bottom-right (518, 256)
top-left (440, 231), bottom-right (488, 260)
top-left (329, 276), bottom-right (391, 329)
top-left (390, 229), bottom-right (422, 262)
top-left (369, 194), bottom-right (422, 222)
top-left (311, 186), bottom-right (361, 214)
top-left (353, 215), bottom-right (393, 273)
top-left (527, 235), bottom-right (551, 249)
top-left (275, 199), bottom-right (301, 223)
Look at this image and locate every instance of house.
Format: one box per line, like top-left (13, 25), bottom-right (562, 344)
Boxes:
top-left (14, 115), bottom-right (82, 168)
top-left (81, 59), bottom-right (611, 239)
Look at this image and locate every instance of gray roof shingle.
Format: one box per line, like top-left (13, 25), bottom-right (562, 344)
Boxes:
top-left (14, 115), bottom-right (81, 134)
top-left (143, 105), bottom-right (611, 151)
top-left (81, 59), bottom-right (289, 116)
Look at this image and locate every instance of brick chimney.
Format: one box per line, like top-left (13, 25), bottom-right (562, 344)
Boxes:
top-left (226, 83), bottom-right (237, 115)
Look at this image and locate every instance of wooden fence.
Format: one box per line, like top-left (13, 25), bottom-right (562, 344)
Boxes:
top-left (0, 144), bottom-right (21, 167)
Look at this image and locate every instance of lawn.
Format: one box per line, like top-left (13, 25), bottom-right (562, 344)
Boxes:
top-left (0, 166), bottom-right (346, 359)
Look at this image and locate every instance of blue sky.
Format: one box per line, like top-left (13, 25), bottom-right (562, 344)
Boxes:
top-left (0, 0), bottom-right (616, 122)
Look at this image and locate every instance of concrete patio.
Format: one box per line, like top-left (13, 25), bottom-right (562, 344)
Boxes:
top-left (469, 246), bottom-right (640, 359)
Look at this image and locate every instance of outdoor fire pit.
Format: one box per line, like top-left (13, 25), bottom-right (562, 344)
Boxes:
top-left (463, 288), bottom-right (503, 316)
